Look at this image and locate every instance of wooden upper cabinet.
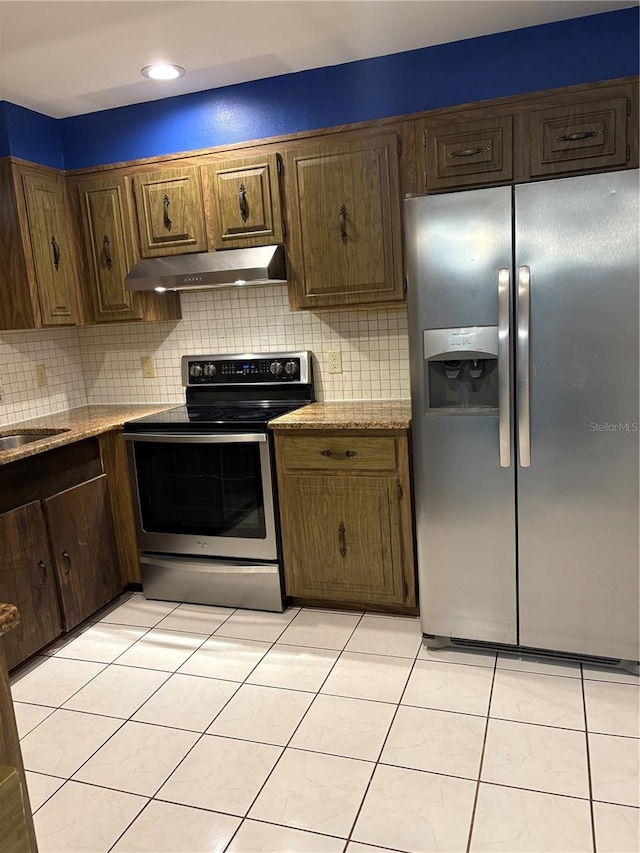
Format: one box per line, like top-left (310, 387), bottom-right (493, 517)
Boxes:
top-left (0, 502), bottom-right (62, 670)
top-left (132, 166), bottom-right (207, 257)
top-left (21, 170), bottom-right (79, 325)
top-left (0, 161), bottom-right (79, 330)
top-left (74, 175), bottom-right (143, 322)
top-left (284, 133), bottom-right (404, 309)
top-left (524, 95), bottom-right (631, 178)
top-left (44, 475), bottom-right (120, 631)
top-left (204, 153), bottom-right (283, 249)
top-left (71, 174), bottom-right (181, 324)
top-left (419, 114), bottom-right (513, 192)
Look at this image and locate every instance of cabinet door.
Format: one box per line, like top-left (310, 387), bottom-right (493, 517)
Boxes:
top-left (420, 115), bottom-right (513, 191)
top-left (281, 474), bottom-right (406, 604)
top-left (0, 502), bottom-right (62, 670)
top-left (75, 176), bottom-right (143, 322)
top-left (526, 96), bottom-right (630, 177)
top-left (133, 167), bottom-right (207, 257)
top-left (44, 475), bottom-right (121, 631)
top-left (21, 171), bottom-right (78, 326)
top-left (284, 134), bottom-right (404, 309)
top-left (205, 153), bottom-right (283, 248)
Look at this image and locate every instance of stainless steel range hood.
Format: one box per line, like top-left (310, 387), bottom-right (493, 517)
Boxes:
top-left (125, 245), bottom-right (287, 292)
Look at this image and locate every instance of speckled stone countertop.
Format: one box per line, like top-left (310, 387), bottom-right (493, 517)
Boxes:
top-left (269, 401), bottom-right (412, 430)
top-left (0, 404), bottom-right (172, 466)
top-left (0, 603), bottom-right (20, 634)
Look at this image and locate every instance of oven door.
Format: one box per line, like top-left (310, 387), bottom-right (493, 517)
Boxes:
top-left (123, 432), bottom-right (277, 561)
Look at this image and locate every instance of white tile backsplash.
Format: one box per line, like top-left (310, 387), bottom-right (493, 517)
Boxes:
top-left (1, 286), bottom-right (410, 426)
top-left (0, 327), bottom-right (87, 424)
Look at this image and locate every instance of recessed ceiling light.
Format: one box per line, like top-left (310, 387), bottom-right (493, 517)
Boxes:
top-left (141, 64), bottom-right (186, 81)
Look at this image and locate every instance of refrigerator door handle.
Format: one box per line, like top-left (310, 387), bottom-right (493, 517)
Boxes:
top-left (498, 267), bottom-right (511, 467)
top-left (517, 265), bottom-right (532, 467)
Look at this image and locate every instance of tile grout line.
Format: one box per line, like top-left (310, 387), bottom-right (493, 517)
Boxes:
top-left (22, 601), bottom-right (234, 828)
top-left (343, 633), bottom-right (424, 846)
top-left (218, 610), bottom-right (367, 851)
top-left (581, 662), bottom-right (598, 853)
top-left (465, 651), bottom-right (498, 853)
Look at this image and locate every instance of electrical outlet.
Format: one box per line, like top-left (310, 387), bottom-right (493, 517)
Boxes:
top-left (35, 364), bottom-right (47, 387)
top-left (141, 356), bottom-right (156, 379)
top-left (327, 351), bottom-right (342, 374)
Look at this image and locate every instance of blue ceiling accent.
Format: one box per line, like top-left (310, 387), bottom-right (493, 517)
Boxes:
top-left (2, 7), bottom-right (638, 170)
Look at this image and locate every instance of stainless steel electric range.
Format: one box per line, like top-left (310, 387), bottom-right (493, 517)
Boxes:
top-left (123, 351), bottom-right (314, 612)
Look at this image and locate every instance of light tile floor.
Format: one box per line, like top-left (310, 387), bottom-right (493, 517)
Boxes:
top-left (10, 593), bottom-right (640, 853)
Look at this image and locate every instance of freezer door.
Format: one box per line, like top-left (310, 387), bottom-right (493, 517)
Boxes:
top-left (515, 170), bottom-right (639, 661)
top-left (405, 189), bottom-right (517, 643)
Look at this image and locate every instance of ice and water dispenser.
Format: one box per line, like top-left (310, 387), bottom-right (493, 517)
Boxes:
top-left (423, 326), bottom-right (499, 411)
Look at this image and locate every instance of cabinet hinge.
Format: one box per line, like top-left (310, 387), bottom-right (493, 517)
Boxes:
top-left (276, 156), bottom-right (283, 175)
top-left (403, 580), bottom-right (409, 602)
top-left (397, 139), bottom-right (403, 157)
top-left (626, 144), bottom-right (631, 162)
top-left (421, 130), bottom-right (427, 148)
top-left (282, 219), bottom-right (287, 238)
top-left (398, 483), bottom-right (404, 500)
top-left (423, 171), bottom-right (428, 188)
top-left (403, 278), bottom-right (407, 296)
top-left (627, 99), bottom-right (632, 116)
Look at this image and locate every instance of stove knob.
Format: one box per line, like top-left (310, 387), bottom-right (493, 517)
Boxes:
top-left (203, 363), bottom-right (217, 377)
top-left (284, 361), bottom-right (297, 376)
top-left (190, 363), bottom-right (203, 378)
top-left (269, 361), bottom-right (284, 377)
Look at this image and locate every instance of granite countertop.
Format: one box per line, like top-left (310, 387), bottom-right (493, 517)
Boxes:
top-left (269, 400), bottom-right (412, 430)
top-left (0, 404), bottom-right (172, 466)
top-left (0, 603), bottom-right (20, 634)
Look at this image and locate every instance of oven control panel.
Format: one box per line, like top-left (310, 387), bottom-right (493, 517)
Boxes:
top-left (183, 353), bottom-right (311, 385)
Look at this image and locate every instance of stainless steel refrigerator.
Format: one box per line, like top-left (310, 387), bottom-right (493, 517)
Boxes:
top-left (405, 169), bottom-right (639, 666)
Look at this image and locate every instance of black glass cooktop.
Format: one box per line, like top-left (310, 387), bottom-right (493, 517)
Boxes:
top-left (123, 402), bottom-right (303, 432)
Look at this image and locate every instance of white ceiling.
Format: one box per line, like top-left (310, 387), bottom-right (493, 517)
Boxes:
top-left (0, 0), bottom-right (636, 118)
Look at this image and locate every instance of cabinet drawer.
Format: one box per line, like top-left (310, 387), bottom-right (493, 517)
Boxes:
top-left (422, 115), bottom-right (513, 190)
top-left (527, 97), bottom-right (629, 177)
top-left (280, 435), bottom-right (397, 471)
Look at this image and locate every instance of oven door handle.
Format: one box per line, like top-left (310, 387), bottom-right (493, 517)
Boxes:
top-left (122, 432), bottom-right (267, 444)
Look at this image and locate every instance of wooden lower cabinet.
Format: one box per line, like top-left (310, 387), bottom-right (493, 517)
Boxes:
top-left (0, 503), bottom-right (62, 671)
top-left (0, 641), bottom-right (38, 853)
top-left (275, 430), bottom-right (416, 611)
top-left (0, 766), bottom-right (34, 853)
top-left (44, 475), bottom-right (121, 631)
top-left (0, 440), bottom-right (124, 669)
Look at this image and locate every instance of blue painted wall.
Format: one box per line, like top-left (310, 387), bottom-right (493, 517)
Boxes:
top-left (0, 104), bottom-right (10, 159)
top-left (3, 7), bottom-right (639, 170)
top-left (1, 101), bottom-right (64, 169)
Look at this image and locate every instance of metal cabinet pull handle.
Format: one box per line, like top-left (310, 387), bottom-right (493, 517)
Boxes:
top-left (62, 550), bottom-right (71, 575)
top-left (103, 235), bottom-right (113, 270)
top-left (163, 194), bottom-right (172, 231)
top-left (38, 559), bottom-right (47, 586)
top-left (338, 521), bottom-right (347, 558)
top-left (339, 204), bottom-right (347, 244)
top-left (446, 146), bottom-right (490, 159)
top-left (51, 236), bottom-right (60, 270)
top-left (320, 449), bottom-right (357, 459)
top-left (554, 130), bottom-right (602, 143)
top-left (238, 183), bottom-right (249, 222)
